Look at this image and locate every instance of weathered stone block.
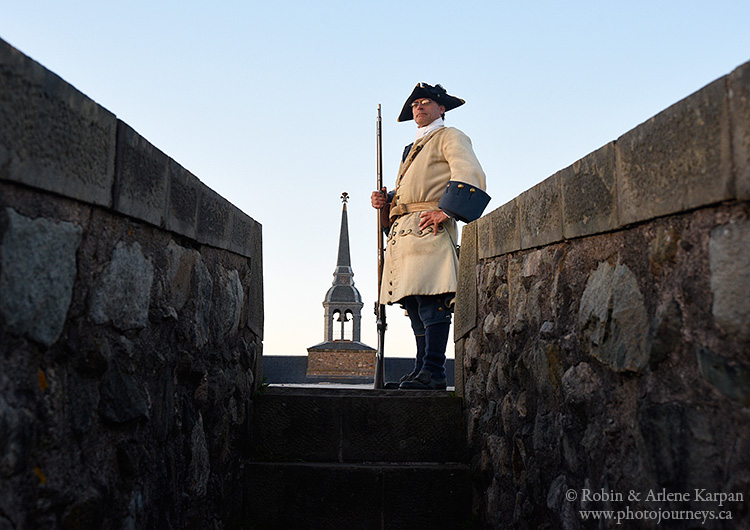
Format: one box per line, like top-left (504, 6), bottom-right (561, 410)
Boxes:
top-left (617, 77), bottom-right (732, 226)
top-left (519, 173), bottom-right (563, 249)
top-left (113, 121), bottom-right (169, 228)
top-left (0, 38), bottom-right (116, 207)
top-left (696, 347), bottom-right (750, 406)
top-left (639, 400), bottom-right (723, 490)
top-left (166, 159), bottom-right (199, 239)
top-left (454, 337), bottom-right (465, 398)
top-left (212, 266), bottom-right (243, 340)
top-left (196, 182), bottom-right (231, 249)
top-left (98, 360), bottom-right (149, 424)
top-left (561, 142), bottom-right (617, 239)
top-left (478, 199), bottom-right (520, 259)
top-left (506, 256), bottom-right (528, 335)
top-left (0, 208), bottom-right (82, 345)
top-left (578, 261), bottom-right (649, 372)
top-left (89, 241), bottom-right (154, 330)
top-left (188, 413), bottom-right (210, 497)
top-left (649, 299), bottom-right (683, 368)
top-left (229, 208), bottom-right (260, 259)
top-left (561, 362), bottom-right (600, 405)
top-left (709, 219), bottom-right (750, 343)
top-left (523, 340), bottom-right (563, 399)
top-left (163, 240), bottom-right (200, 312)
top-left (729, 60), bottom-right (750, 200)
top-left (246, 223), bottom-right (264, 339)
top-left (455, 221), bottom-right (478, 340)
top-left (187, 258), bottom-right (213, 347)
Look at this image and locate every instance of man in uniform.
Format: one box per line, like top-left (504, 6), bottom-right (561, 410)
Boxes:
top-left (371, 83), bottom-right (490, 390)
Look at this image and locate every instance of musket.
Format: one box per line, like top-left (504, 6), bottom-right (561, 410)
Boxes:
top-left (373, 104), bottom-right (386, 389)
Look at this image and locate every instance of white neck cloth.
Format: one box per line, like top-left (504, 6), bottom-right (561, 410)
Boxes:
top-left (415, 117), bottom-right (444, 140)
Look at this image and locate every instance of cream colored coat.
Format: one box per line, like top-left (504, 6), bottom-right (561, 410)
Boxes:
top-left (380, 126), bottom-right (487, 305)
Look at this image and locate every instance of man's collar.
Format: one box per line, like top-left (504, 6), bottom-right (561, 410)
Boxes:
top-left (415, 117), bottom-right (444, 140)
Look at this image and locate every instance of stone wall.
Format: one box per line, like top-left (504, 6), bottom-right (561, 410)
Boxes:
top-left (0, 38), bottom-right (263, 529)
top-left (456, 60), bottom-right (750, 528)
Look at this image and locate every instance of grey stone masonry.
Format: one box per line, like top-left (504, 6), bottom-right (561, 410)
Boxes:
top-left (0, 37), bottom-right (259, 261)
top-left (709, 218), bottom-right (750, 343)
top-left (0, 208), bottom-right (82, 345)
top-left (0, 36), bottom-right (263, 529)
top-left (730, 59), bottom-right (750, 200)
top-left (477, 197), bottom-right (519, 259)
top-left (89, 240), bottom-right (155, 331)
top-left (561, 141), bottom-right (617, 239)
top-left (475, 59), bottom-right (750, 259)
top-left (0, 38), bottom-right (116, 207)
top-left (519, 172), bottom-right (563, 249)
top-left (454, 221), bottom-right (478, 340)
top-left (617, 77), bottom-right (732, 226)
top-left (460, 202), bottom-right (750, 529)
top-left (166, 158), bottom-right (200, 239)
top-left (457, 59), bottom-right (750, 530)
top-left (113, 121), bottom-right (170, 228)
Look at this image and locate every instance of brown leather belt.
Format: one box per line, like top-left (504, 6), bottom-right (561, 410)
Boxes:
top-left (389, 201), bottom-right (440, 220)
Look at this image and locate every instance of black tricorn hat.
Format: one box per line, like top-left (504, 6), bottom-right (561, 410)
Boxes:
top-left (397, 82), bottom-right (465, 122)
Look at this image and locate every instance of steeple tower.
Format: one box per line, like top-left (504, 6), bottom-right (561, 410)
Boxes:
top-left (307, 193), bottom-right (375, 380)
top-left (323, 192), bottom-right (363, 342)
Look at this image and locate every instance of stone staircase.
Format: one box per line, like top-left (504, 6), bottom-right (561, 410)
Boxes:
top-left (244, 386), bottom-right (472, 530)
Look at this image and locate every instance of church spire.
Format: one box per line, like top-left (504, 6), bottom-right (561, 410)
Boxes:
top-left (334, 192), bottom-right (353, 279)
top-left (306, 192), bottom-right (376, 380)
top-left (320, 192), bottom-right (363, 342)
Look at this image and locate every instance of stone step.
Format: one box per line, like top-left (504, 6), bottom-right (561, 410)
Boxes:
top-left (249, 387), bottom-right (467, 464)
top-left (242, 461), bottom-right (472, 530)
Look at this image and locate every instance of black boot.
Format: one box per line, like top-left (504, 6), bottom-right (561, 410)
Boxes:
top-left (398, 368), bottom-right (447, 390)
top-left (384, 334), bottom-right (426, 389)
top-left (423, 322), bottom-right (449, 378)
top-left (400, 324), bottom-right (449, 390)
top-left (399, 334), bottom-right (426, 382)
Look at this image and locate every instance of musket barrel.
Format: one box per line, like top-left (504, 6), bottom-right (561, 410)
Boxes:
top-left (374, 104), bottom-right (386, 389)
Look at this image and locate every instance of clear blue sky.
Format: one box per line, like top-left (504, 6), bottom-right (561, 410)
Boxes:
top-left (4, 1), bottom-right (750, 357)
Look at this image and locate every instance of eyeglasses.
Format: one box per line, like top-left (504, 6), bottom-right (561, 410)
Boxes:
top-left (410, 98), bottom-right (434, 108)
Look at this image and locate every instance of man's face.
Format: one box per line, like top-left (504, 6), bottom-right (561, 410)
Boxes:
top-left (411, 98), bottom-right (445, 127)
